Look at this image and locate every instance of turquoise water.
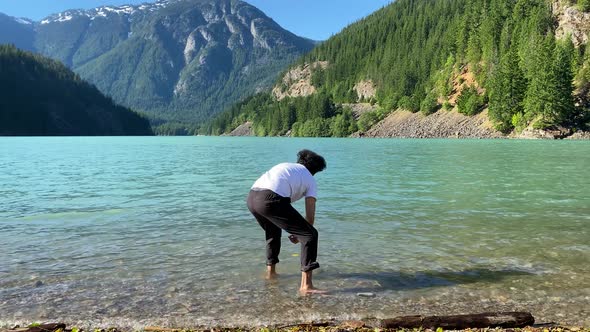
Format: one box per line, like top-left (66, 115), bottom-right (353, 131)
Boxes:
top-left (0, 137), bottom-right (589, 328)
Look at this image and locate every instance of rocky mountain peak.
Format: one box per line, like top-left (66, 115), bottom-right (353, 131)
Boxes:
top-left (0, 0), bottom-right (315, 124)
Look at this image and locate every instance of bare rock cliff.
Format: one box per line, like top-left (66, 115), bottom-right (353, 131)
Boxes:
top-left (272, 61), bottom-right (328, 100)
top-left (554, 1), bottom-right (590, 46)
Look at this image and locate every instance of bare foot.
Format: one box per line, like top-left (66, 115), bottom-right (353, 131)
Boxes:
top-left (265, 265), bottom-right (279, 279)
top-left (299, 287), bottom-right (328, 295)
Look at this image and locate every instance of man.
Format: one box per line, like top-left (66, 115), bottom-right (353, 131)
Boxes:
top-left (247, 149), bottom-right (327, 294)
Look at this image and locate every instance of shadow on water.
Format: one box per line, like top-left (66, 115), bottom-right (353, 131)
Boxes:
top-left (322, 268), bottom-right (536, 293)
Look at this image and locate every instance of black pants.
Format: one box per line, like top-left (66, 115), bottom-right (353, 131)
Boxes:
top-left (247, 189), bottom-right (320, 272)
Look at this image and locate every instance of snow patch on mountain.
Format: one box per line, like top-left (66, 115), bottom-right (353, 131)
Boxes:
top-left (40, 0), bottom-right (175, 25)
top-left (14, 17), bottom-right (33, 25)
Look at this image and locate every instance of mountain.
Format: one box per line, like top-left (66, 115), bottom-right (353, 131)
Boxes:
top-left (0, 44), bottom-right (153, 136)
top-left (0, 13), bottom-right (35, 51)
top-left (0, 0), bottom-right (315, 127)
top-left (204, 0), bottom-right (590, 138)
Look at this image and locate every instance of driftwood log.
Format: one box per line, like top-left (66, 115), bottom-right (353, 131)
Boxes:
top-left (24, 324), bottom-right (66, 332)
top-left (379, 312), bottom-right (535, 329)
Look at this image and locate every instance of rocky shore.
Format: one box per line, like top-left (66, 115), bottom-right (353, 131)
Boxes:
top-left (224, 107), bottom-right (590, 139)
top-left (2, 318), bottom-right (588, 332)
top-left (358, 109), bottom-right (503, 139)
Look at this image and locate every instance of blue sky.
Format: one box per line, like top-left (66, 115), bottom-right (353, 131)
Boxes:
top-left (0, 0), bottom-right (392, 40)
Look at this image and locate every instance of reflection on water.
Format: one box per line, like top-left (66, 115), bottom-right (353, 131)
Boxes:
top-left (0, 137), bottom-right (589, 328)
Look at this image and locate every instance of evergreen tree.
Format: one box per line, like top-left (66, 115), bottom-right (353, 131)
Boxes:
top-left (489, 43), bottom-right (527, 132)
top-left (553, 39), bottom-right (576, 124)
top-left (523, 34), bottom-right (559, 128)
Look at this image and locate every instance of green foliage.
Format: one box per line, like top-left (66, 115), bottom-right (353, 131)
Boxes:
top-left (442, 100), bottom-right (452, 111)
top-left (357, 112), bottom-right (379, 133)
top-left (420, 92), bottom-right (439, 115)
top-left (153, 122), bottom-right (199, 136)
top-left (330, 108), bottom-right (358, 137)
top-left (511, 112), bottom-right (527, 132)
top-left (357, 108), bottom-right (390, 132)
top-left (578, 0), bottom-right (590, 11)
top-left (572, 44), bottom-right (590, 127)
top-left (0, 44), bottom-right (153, 136)
top-left (435, 56), bottom-right (456, 97)
top-left (457, 85), bottom-right (485, 116)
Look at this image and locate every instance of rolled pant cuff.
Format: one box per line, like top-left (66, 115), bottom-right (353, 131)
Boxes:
top-left (267, 259), bottom-right (279, 266)
top-left (301, 262), bottom-right (320, 272)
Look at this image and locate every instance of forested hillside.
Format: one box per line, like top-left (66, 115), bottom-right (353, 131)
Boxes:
top-left (0, 45), bottom-right (153, 136)
top-left (204, 0), bottom-right (590, 137)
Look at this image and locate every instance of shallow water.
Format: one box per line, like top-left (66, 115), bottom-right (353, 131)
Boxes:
top-left (0, 137), bottom-right (589, 328)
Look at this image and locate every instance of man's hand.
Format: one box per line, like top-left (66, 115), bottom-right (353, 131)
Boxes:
top-left (288, 234), bottom-right (299, 244)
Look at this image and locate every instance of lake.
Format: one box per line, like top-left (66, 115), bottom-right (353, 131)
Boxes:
top-left (0, 137), bottom-right (589, 328)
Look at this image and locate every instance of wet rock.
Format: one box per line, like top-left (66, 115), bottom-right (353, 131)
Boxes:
top-left (166, 286), bottom-right (179, 293)
top-left (34, 280), bottom-right (43, 287)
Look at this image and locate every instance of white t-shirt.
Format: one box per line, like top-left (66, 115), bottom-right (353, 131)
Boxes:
top-left (252, 163), bottom-right (317, 202)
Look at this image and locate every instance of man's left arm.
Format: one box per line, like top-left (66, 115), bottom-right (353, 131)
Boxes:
top-left (305, 197), bottom-right (316, 225)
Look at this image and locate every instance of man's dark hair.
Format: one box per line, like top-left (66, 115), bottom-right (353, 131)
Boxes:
top-left (297, 149), bottom-right (326, 175)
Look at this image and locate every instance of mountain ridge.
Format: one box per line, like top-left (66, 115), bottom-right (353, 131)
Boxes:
top-left (0, 0), bottom-right (315, 127)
